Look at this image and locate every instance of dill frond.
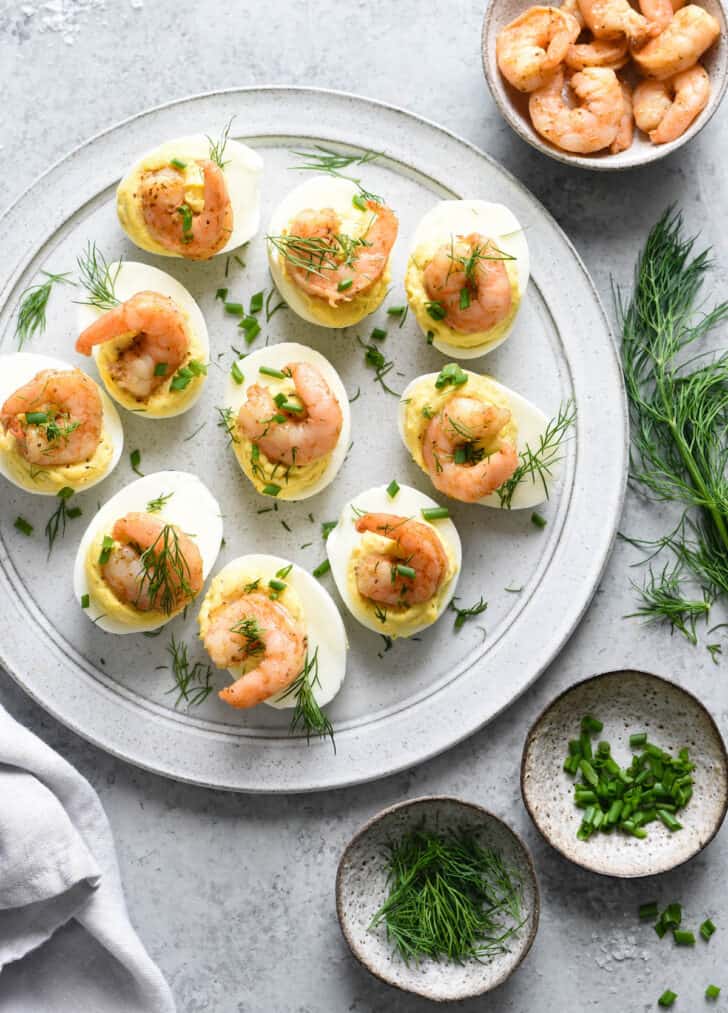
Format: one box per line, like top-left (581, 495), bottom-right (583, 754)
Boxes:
top-left (497, 400), bottom-right (576, 509)
top-left (15, 271), bottom-right (71, 348)
top-left (76, 241), bottom-right (120, 311)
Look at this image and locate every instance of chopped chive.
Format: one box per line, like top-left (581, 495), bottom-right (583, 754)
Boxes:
top-left (259, 366), bottom-right (285, 379)
top-left (673, 929), bottom-right (695, 945)
top-left (321, 520), bottom-right (337, 540)
top-left (187, 360), bottom-right (207, 376)
top-left (170, 157), bottom-right (187, 169)
top-left (154, 362), bottom-right (168, 376)
top-left (225, 301), bottom-right (244, 316)
top-left (337, 278), bottom-right (353, 292)
top-left (426, 330), bottom-right (434, 345)
top-left (14, 516), bottom-right (33, 536)
top-left (262, 483), bottom-right (281, 497)
top-left (276, 564), bottom-right (293, 579)
top-left (459, 287), bottom-right (470, 310)
top-left (66, 506), bottom-right (82, 519)
top-left (387, 305), bottom-right (406, 317)
top-left (395, 564), bottom-right (416, 580)
top-left (371, 326), bottom-right (387, 341)
top-left (421, 506), bottom-right (450, 521)
top-left (658, 990), bottom-right (677, 1007)
top-left (25, 411), bottom-right (49, 424)
top-left (658, 809), bottom-right (683, 832)
top-left (250, 290), bottom-right (264, 314)
top-left (639, 901), bottom-right (659, 921)
top-left (581, 715), bottom-right (604, 734)
top-left (435, 363), bottom-right (468, 389)
top-left (352, 194), bottom-right (368, 211)
top-left (216, 287), bottom-right (228, 301)
top-left (706, 985), bottom-right (721, 999)
top-left (630, 732), bottom-right (648, 748)
top-left (80, 593), bottom-right (90, 608)
top-left (426, 301), bottom-right (446, 321)
top-left (280, 400), bottom-right (304, 414)
top-left (700, 919), bottom-right (716, 941)
top-left (531, 511), bottom-right (547, 529)
top-left (268, 578), bottom-right (287, 592)
top-left (313, 559), bottom-right (331, 578)
top-left (231, 361), bottom-right (244, 385)
top-left (98, 534), bottom-right (114, 565)
top-left (240, 317), bottom-right (261, 342)
top-left (130, 449), bottom-right (142, 475)
top-left (386, 479), bottom-right (400, 499)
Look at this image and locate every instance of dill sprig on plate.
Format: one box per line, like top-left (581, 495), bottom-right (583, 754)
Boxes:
top-left (370, 829), bottom-right (524, 964)
top-left (76, 241), bottom-right (120, 311)
top-left (619, 207), bottom-right (728, 640)
top-left (207, 117), bottom-right (234, 170)
top-left (289, 144), bottom-right (382, 204)
top-left (166, 634), bottom-right (214, 707)
top-left (45, 485), bottom-right (82, 553)
top-left (136, 523), bottom-right (194, 616)
top-left (15, 271), bottom-right (72, 348)
top-left (496, 400), bottom-right (576, 509)
top-left (278, 646), bottom-right (335, 749)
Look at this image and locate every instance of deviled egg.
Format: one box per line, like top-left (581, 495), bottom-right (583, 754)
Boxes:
top-left (398, 364), bottom-right (551, 508)
top-left (73, 470), bottom-right (222, 634)
top-left (224, 342), bottom-right (351, 501)
top-left (75, 261), bottom-right (209, 418)
top-left (267, 175), bottom-right (398, 328)
top-left (326, 483), bottom-right (461, 639)
top-left (0, 352), bottom-right (123, 495)
top-left (116, 129), bottom-right (262, 260)
top-left (405, 200), bottom-right (529, 359)
top-left (198, 553), bottom-right (347, 711)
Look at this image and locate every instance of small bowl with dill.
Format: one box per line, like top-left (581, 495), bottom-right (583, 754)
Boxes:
top-left (521, 670), bottom-right (728, 877)
top-left (336, 796), bottom-right (539, 1002)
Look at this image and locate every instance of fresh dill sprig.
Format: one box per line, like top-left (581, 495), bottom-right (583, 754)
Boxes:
top-left (166, 634), bottom-right (214, 707)
top-left (497, 400), bottom-right (576, 509)
top-left (450, 595), bottom-right (488, 631)
top-left (216, 405), bottom-right (239, 445)
top-left (15, 271), bottom-right (71, 348)
top-left (45, 486), bottom-right (81, 553)
top-left (289, 144), bottom-right (382, 203)
top-left (266, 231), bottom-right (370, 277)
top-left (264, 287), bottom-right (287, 322)
top-left (207, 117), bottom-right (234, 169)
top-left (146, 491), bottom-right (173, 513)
top-left (137, 524), bottom-right (194, 615)
top-left (229, 616), bottom-right (265, 657)
top-left (278, 647), bottom-right (335, 749)
top-left (76, 241), bottom-right (120, 311)
top-left (619, 208), bottom-right (728, 639)
top-left (370, 829), bottom-right (524, 964)
top-left (357, 336), bottom-right (400, 396)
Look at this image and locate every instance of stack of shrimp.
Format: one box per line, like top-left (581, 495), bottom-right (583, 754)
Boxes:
top-left (496, 0), bottom-right (721, 154)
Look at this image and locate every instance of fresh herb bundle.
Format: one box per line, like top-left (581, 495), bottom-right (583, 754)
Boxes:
top-left (619, 208), bottom-right (728, 643)
top-left (370, 829), bottom-right (524, 964)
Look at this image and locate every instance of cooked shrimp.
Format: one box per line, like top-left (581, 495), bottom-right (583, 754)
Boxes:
top-left (423, 234), bottom-right (513, 335)
top-left (529, 66), bottom-right (623, 153)
top-left (644, 63), bottom-right (711, 142)
top-left (610, 80), bottom-right (635, 153)
top-left (137, 159), bottom-right (232, 260)
top-left (562, 0), bottom-right (586, 29)
top-left (1, 368), bottom-right (102, 466)
top-left (422, 396), bottom-right (519, 503)
top-left (639, 0), bottom-right (675, 32)
top-left (354, 514), bottom-right (448, 607)
top-left (565, 35), bottom-right (630, 70)
top-left (577, 0), bottom-right (653, 44)
top-left (496, 6), bottom-right (581, 92)
top-left (237, 361), bottom-right (343, 466)
top-left (632, 5), bottom-right (720, 79)
top-left (633, 78), bottom-right (675, 129)
top-left (283, 200), bottom-right (398, 306)
top-left (203, 592), bottom-right (306, 709)
top-left (76, 291), bottom-right (191, 401)
top-left (101, 512), bottom-right (203, 614)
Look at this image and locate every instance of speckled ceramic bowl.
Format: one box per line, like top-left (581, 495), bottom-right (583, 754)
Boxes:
top-left (481, 0), bottom-right (728, 170)
top-left (522, 670), bottom-right (728, 877)
top-left (336, 797), bottom-right (540, 1002)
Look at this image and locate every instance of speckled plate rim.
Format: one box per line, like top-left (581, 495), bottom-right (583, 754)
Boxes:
top-left (520, 669), bottom-right (728, 877)
top-left (0, 86), bottom-right (627, 792)
top-left (335, 795), bottom-right (541, 1001)
top-left (481, 0), bottom-right (728, 172)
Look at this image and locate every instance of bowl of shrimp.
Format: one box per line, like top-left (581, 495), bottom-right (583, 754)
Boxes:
top-left (482, 0), bottom-right (728, 167)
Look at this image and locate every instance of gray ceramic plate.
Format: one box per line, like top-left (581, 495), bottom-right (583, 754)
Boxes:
top-left (522, 669), bottom-right (728, 876)
top-left (0, 88), bottom-right (627, 792)
top-left (336, 796), bottom-right (540, 1001)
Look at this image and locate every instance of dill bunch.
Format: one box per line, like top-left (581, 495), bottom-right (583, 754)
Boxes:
top-left (619, 208), bottom-right (728, 641)
top-left (370, 829), bottom-right (524, 964)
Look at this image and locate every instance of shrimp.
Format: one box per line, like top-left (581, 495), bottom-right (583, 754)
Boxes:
top-left (529, 66), bottom-right (623, 153)
top-left (101, 512), bottom-right (203, 614)
top-left (237, 361), bottom-right (343, 466)
top-left (282, 200), bottom-right (398, 306)
top-left (137, 159), bottom-right (232, 260)
top-left (422, 396), bottom-right (519, 503)
top-left (76, 291), bottom-right (191, 401)
top-left (632, 5), bottom-right (720, 79)
top-left (1, 368), bottom-right (102, 466)
top-left (610, 80), bottom-right (635, 153)
top-left (561, 0), bottom-right (586, 29)
top-left (496, 6), bottom-right (581, 92)
top-left (422, 234), bottom-right (513, 335)
top-left (202, 592), bottom-right (306, 709)
top-left (637, 63), bottom-right (711, 142)
top-left (353, 514), bottom-right (448, 607)
top-left (565, 36), bottom-right (630, 70)
top-left (577, 0), bottom-right (654, 44)
top-left (639, 0), bottom-right (675, 32)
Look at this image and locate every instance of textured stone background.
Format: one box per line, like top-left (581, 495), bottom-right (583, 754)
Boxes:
top-left (1, 2), bottom-right (727, 1010)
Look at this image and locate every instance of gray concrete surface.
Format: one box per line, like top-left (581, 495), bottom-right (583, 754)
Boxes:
top-left (1, 2), bottom-right (727, 1010)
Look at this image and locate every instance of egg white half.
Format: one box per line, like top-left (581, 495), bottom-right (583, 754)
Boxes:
top-left (0, 352), bottom-right (123, 495)
top-left (407, 200), bottom-right (529, 359)
top-left (118, 134), bottom-right (263, 255)
top-left (398, 371), bottom-right (552, 509)
top-left (267, 175), bottom-right (392, 328)
top-left (76, 261), bottom-right (209, 418)
top-left (225, 342), bottom-right (351, 501)
top-left (73, 470), bottom-right (222, 634)
top-left (326, 483), bottom-right (462, 637)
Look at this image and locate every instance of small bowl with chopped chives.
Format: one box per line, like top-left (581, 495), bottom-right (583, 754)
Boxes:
top-left (335, 796), bottom-right (539, 1002)
top-left (521, 670), bottom-right (728, 878)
